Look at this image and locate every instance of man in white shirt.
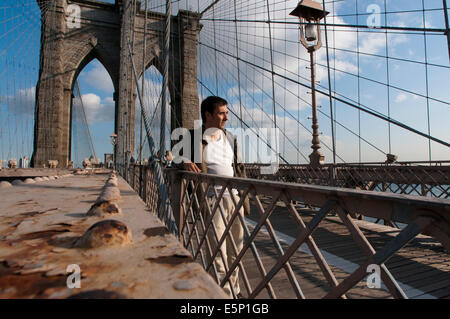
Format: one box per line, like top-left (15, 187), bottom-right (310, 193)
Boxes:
top-left (183, 96), bottom-right (248, 298)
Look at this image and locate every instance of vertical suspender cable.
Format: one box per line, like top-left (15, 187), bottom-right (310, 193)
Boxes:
top-left (233, 0), bottom-right (243, 131)
top-left (176, 1), bottom-right (183, 131)
top-left (198, 0), bottom-right (204, 99)
top-left (443, 0), bottom-right (450, 62)
top-left (6, 54), bottom-right (9, 160)
top-left (332, 0), bottom-right (337, 158)
top-left (384, 0), bottom-right (392, 155)
top-left (356, 1), bottom-right (361, 163)
top-left (140, 0), bottom-right (148, 163)
top-left (284, 0), bottom-right (287, 159)
top-left (130, 0), bottom-right (137, 160)
top-left (266, 0), bottom-right (277, 156)
top-left (261, 2), bottom-right (264, 155)
top-left (422, 0), bottom-right (432, 162)
top-left (128, 39), bottom-right (177, 234)
top-left (130, 0), bottom-right (135, 158)
top-left (75, 80), bottom-right (97, 162)
top-left (298, 33), bottom-right (300, 164)
top-left (160, 0), bottom-right (171, 158)
top-left (13, 56), bottom-right (18, 160)
top-left (322, 0), bottom-right (336, 165)
top-left (212, 6), bottom-right (219, 94)
top-left (124, 0), bottom-right (132, 165)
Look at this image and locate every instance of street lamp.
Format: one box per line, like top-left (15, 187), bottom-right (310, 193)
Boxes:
top-left (110, 133), bottom-right (117, 170)
top-left (290, 0), bottom-right (329, 167)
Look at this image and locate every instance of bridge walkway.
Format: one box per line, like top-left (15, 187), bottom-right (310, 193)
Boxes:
top-left (238, 199), bottom-right (450, 299)
top-left (1, 169), bottom-right (448, 299)
top-left (0, 170), bottom-right (226, 298)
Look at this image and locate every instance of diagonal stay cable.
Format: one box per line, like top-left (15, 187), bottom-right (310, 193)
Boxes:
top-left (200, 0), bottom-right (222, 18)
top-left (198, 41), bottom-right (450, 149)
top-left (75, 79), bottom-right (97, 162)
top-left (127, 39), bottom-right (178, 235)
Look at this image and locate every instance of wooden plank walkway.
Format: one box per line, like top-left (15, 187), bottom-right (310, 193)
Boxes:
top-left (234, 199), bottom-right (450, 299)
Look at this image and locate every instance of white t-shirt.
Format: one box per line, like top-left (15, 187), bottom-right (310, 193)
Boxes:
top-left (203, 129), bottom-right (237, 196)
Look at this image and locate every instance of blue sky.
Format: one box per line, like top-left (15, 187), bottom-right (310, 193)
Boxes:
top-left (196, 0), bottom-right (450, 163)
top-left (0, 0), bottom-right (449, 166)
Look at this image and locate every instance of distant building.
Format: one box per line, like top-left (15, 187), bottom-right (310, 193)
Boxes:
top-left (19, 156), bottom-right (30, 168)
top-left (104, 153), bottom-right (113, 168)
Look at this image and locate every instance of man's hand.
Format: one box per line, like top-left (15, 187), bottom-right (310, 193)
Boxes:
top-left (183, 162), bottom-right (201, 173)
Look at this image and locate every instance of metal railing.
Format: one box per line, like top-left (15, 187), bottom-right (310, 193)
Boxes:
top-left (245, 162), bottom-right (450, 199)
top-left (127, 165), bottom-right (450, 299)
top-left (126, 162), bottom-right (178, 235)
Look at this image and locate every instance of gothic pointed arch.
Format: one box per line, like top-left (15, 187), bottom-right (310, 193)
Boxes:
top-left (63, 38), bottom-right (120, 95)
top-left (32, 1), bottom-right (201, 168)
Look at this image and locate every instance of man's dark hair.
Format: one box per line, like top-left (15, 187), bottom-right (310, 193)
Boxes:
top-left (201, 96), bottom-right (228, 122)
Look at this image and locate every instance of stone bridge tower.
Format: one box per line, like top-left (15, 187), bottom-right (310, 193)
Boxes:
top-left (32, 0), bottom-right (201, 167)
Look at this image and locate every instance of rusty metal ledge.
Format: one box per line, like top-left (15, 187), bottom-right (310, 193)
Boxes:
top-left (0, 171), bottom-right (227, 299)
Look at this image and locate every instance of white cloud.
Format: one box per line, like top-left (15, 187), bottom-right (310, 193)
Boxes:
top-left (395, 93), bottom-right (408, 103)
top-left (1, 86), bottom-right (35, 117)
top-left (74, 93), bottom-right (115, 123)
top-left (79, 61), bottom-right (114, 93)
top-left (359, 32), bottom-right (386, 55)
top-left (118, 1), bottom-right (446, 162)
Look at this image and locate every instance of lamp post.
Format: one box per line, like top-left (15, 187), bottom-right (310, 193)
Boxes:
top-left (290, 0), bottom-right (329, 167)
top-left (110, 133), bottom-right (117, 171)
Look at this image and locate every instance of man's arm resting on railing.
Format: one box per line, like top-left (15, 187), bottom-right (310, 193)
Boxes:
top-left (173, 156), bottom-right (202, 173)
top-left (183, 162), bottom-right (201, 172)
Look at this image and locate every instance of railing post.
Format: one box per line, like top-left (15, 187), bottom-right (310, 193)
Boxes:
top-left (139, 164), bottom-right (143, 197)
top-left (135, 165), bottom-right (138, 191)
top-left (421, 184), bottom-right (428, 196)
top-left (134, 165), bottom-right (137, 191)
top-left (133, 165), bottom-right (136, 190)
top-left (130, 165), bottom-right (134, 189)
top-left (167, 169), bottom-right (183, 237)
top-left (328, 164), bottom-right (336, 186)
top-left (143, 165), bottom-right (148, 205)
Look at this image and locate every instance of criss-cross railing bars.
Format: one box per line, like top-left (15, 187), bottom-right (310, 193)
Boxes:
top-left (157, 169), bottom-right (450, 299)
